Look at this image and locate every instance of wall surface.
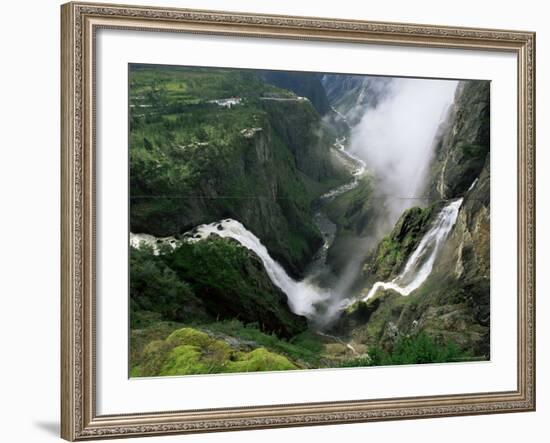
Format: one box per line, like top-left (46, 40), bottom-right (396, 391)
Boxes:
top-left (0, 0), bottom-right (546, 442)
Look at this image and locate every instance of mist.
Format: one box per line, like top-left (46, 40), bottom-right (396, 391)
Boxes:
top-left (310, 78), bottom-right (459, 324)
top-left (350, 77), bottom-right (458, 224)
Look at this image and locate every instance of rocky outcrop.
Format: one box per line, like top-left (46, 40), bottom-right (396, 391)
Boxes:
top-left (362, 203), bottom-right (443, 282)
top-left (260, 98), bottom-right (340, 181)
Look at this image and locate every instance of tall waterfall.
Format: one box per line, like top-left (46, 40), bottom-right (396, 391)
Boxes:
top-left (185, 219), bottom-right (331, 318)
top-left (363, 198), bottom-right (463, 302)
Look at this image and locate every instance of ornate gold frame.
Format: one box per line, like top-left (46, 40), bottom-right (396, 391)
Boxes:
top-left (61, 1), bottom-right (536, 440)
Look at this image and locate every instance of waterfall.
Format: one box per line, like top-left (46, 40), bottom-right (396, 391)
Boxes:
top-left (130, 132), bottom-right (368, 325)
top-left (362, 198), bottom-right (463, 302)
top-left (186, 219), bottom-right (331, 318)
top-left (129, 233), bottom-right (179, 255)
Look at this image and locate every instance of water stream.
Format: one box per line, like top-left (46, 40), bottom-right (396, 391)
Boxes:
top-left (362, 198), bottom-right (463, 302)
top-left (183, 219), bottom-right (332, 318)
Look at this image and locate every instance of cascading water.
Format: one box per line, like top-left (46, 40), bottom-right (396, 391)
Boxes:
top-left (362, 198), bottom-right (463, 302)
top-left (183, 219), bottom-right (332, 318)
top-left (130, 233), bottom-right (179, 254)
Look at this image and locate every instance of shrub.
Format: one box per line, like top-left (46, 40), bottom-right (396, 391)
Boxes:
top-left (340, 333), bottom-right (470, 368)
top-left (130, 247), bottom-right (208, 327)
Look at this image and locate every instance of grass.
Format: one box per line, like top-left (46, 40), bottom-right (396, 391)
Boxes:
top-left (203, 319), bottom-right (324, 367)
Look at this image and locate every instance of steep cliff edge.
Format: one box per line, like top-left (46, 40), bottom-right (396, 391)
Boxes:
top-left (131, 236), bottom-right (309, 339)
top-left (261, 71), bottom-right (331, 116)
top-left (429, 81), bottom-right (490, 200)
top-left (333, 80), bottom-right (491, 359)
top-left (322, 74), bottom-right (393, 126)
top-left (129, 66), bottom-right (349, 277)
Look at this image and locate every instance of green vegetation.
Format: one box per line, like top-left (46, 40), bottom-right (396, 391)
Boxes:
top-left (132, 327), bottom-right (298, 377)
top-left (128, 66), bottom-right (491, 377)
top-left (203, 320), bottom-right (324, 366)
top-left (130, 319), bottom-right (326, 377)
top-left (459, 142), bottom-right (488, 160)
top-left (130, 237), bottom-right (307, 339)
top-left (322, 178), bottom-right (376, 272)
top-left (130, 65), bottom-right (288, 105)
top-left (341, 333), bottom-right (470, 367)
top-left (324, 178), bottom-right (373, 234)
top-left (260, 70), bottom-right (331, 115)
top-left (129, 64), bottom-right (348, 276)
top-left (130, 245), bottom-right (208, 328)
top-left (163, 237), bottom-right (307, 338)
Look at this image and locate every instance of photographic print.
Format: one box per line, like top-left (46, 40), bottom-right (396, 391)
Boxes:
top-left (128, 64), bottom-right (490, 377)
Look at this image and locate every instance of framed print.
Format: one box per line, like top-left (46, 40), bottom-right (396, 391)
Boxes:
top-left (60, 1), bottom-right (536, 440)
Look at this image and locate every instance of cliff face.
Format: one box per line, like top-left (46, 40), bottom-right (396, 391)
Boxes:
top-left (261, 71), bottom-right (331, 115)
top-left (129, 67), bottom-right (349, 277)
top-left (361, 203), bottom-right (443, 282)
top-left (322, 75), bottom-right (393, 125)
top-left (130, 236), bottom-right (309, 341)
top-left (419, 81), bottom-right (491, 355)
top-left (333, 80), bottom-right (491, 359)
top-left (429, 81), bottom-right (490, 200)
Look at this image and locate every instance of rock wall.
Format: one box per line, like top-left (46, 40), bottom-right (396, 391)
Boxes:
top-left (333, 80), bottom-right (491, 359)
top-left (131, 98), bottom-right (349, 278)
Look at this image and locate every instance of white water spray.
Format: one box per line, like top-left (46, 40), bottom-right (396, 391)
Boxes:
top-left (187, 219), bottom-right (331, 318)
top-left (362, 198), bottom-right (463, 302)
top-left (130, 233), bottom-right (179, 255)
top-left (130, 134), bottom-right (368, 324)
top-left (350, 78), bottom-right (458, 222)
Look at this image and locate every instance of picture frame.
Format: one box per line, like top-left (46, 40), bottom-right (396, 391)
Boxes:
top-left (61, 1), bottom-right (536, 440)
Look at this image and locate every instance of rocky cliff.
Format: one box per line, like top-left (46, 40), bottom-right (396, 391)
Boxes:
top-left (129, 66), bottom-right (349, 277)
top-left (428, 81), bottom-right (490, 200)
top-left (322, 74), bottom-right (393, 126)
top-left (261, 71), bottom-right (331, 115)
top-left (333, 80), bottom-right (491, 359)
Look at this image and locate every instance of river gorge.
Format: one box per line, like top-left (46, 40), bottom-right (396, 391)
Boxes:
top-left (128, 65), bottom-right (491, 376)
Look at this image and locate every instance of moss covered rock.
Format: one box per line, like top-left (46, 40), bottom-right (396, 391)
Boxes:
top-left (133, 327), bottom-right (298, 377)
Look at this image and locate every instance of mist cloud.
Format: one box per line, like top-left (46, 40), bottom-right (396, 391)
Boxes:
top-left (350, 77), bottom-right (458, 223)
